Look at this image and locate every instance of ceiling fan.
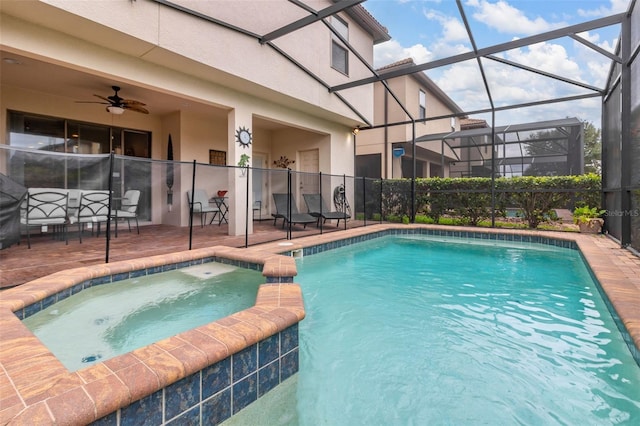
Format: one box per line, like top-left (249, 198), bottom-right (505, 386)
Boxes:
top-left (76, 85), bottom-right (149, 114)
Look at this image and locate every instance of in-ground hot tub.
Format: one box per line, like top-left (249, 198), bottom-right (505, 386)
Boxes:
top-left (0, 246), bottom-right (304, 425)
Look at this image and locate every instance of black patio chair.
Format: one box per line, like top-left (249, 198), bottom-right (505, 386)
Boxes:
top-left (303, 193), bottom-right (350, 227)
top-left (272, 193), bottom-right (316, 229)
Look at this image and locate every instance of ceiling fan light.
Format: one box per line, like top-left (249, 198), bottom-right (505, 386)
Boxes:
top-left (107, 105), bottom-right (125, 115)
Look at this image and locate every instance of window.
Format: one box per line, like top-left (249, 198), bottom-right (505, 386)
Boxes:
top-left (419, 90), bottom-right (426, 120)
top-left (356, 154), bottom-right (382, 179)
top-left (7, 110), bottom-right (152, 219)
top-left (332, 42), bottom-right (348, 74)
top-left (450, 117), bottom-right (456, 131)
top-left (209, 149), bottom-right (226, 165)
top-left (330, 16), bottom-right (349, 75)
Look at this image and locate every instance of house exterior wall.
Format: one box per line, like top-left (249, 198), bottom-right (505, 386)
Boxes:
top-left (0, 0), bottom-right (381, 233)
top-left (0, 0), bottom-right (373, 124)
top-left (356, 71), bottom-right (460, 178)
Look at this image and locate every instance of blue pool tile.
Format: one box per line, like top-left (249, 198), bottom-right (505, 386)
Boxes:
top-left (91, 275), bottom-right (111, 286)
top-left (258, 362), bottom-right (280, 397)
top-left (24, 303), bottom-right (40, 318)
top-left (166, 405), bottom-right (200, 426)
top-left (148, 265), bottom-right (163, 275)
top-left (71, 282), bottom-right (84, 294)
top-left (56, 287), bottom-right (71, 302)
top-left (202, 388), bottom-right (232, 425)
top-left (177, 261), bottom-right (191, 269)
top-left (232, 345), bottom-right (257, 382)
top-left (258, 334), bottom-right (280, 367)
top-left (129, 269), bottom-right (147, 278)
top-left (42, 294), bottom-right (56, 309)
top-left (120, 390), bottom-right (162, 426)
top-left (112, 272), bottom-right (129, 283)
top-left (232, 373), bottom-right (257, 414)
top-left (165, 372), bottom-right (200, 421)
top-left (281, 324), bottom-right (298, 354)
top-left (90, 411), bottom-right (117, 425)
top-left (281, 349), bottom-right (299, 381)
top-left (162, 263), bottom-right (178, 272)
top-left (202, 357), bottom-right (231, 399)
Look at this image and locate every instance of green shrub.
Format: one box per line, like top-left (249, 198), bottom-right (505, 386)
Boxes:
top-left (415, 215), bottom-right (435, 224)
top-left (573, 206), bottom-right (605, 224)
top-left (378, 174), bottom-right (601, 229)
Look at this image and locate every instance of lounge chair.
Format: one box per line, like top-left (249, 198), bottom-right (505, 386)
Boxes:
top-left (303, 193), bottom-right (350, 227)
top-left (272, 193), bottom-right (317, 229)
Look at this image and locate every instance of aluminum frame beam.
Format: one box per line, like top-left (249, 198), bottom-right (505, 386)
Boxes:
top-left (260, 0), bottom-right (365, 44)
top-left (329, 13), bottom-right (625, 92)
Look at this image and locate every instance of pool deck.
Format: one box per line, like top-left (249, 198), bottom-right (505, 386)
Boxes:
top-left (0, 224), bottom-right (639, 424)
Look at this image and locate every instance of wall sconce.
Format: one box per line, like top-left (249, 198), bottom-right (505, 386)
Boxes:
top-left (106, 106), bottom-right (125, 115)
top-left (352, 126), bottom-right (360, 135)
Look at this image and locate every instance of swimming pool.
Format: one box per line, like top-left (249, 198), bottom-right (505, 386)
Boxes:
top-left (22, 263), bottom-right (264, 371)
top-left (226, 235), bottom-right (640, 425)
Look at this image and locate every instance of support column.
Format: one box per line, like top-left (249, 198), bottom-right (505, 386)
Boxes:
top-left (228, 108), bottom-right (253, 236)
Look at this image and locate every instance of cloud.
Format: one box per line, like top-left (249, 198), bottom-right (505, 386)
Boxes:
top-left (431, 38), bottom-right (603, 126)
top-left (371, 0), bottom-right (608, 128)
top-left (572, 31), bottom-right (620, 87)
top-left (423, 9), bottom-right (468, 42)
top-left (373, 39), bottom-right (434, 68)
top-left (466, 0), bottom-right (566, 34)
top-left (504, 42), bottom-right (582, 80)
top-left (578, 0), bottom-right (629, 17)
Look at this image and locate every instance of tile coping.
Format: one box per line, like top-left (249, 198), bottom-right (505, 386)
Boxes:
top-left (0, 224), bottom-right (638, 424)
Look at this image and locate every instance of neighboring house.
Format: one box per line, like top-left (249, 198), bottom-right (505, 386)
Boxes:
top-left (0, 0), bottom-right (389, 235)
top-left (355, 58), bottom-right (464, 179)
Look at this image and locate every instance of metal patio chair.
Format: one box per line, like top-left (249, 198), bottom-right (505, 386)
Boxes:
top-left (111, 189), bottom-right (141, 237)
top-left (20, 188), bottom-right (69, 248)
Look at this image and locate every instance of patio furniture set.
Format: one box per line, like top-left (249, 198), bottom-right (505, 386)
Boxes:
top-left (20, 188), bottom-right (140, 248)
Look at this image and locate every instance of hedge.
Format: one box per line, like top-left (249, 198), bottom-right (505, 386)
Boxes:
top-left (377, 174), bottom-right (601, 229)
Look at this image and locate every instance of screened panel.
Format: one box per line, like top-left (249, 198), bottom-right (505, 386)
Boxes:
top-left (632, 2), bottom-right (640, 49)
top-left (630, 16), bottom-right (640, 252)
top-left (603, 82), bottom-right (622, 241)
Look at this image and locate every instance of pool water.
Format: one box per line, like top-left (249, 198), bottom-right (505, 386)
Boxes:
top-left (225, 235), bottom-right (640, 425)
top-left (22, 263), bottom-right (263, 371)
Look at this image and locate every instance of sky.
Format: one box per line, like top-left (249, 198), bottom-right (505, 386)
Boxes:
top-left (364, 0), bottom-right (631, 129)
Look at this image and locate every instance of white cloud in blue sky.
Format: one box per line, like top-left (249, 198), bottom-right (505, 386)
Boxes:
top-left (367, 0), bottom-right (630, 128)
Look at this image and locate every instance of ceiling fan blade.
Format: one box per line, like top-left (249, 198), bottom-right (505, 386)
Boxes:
top-left (124, 104), bottom-right (149, 114)
top-left (75, 100), bottom-right (109, 105)
top-left (76, 87), bottom-right (148, 113)
top-left (121, 99), bottom-right (146, 106)
top-left (93, 94), bottom-right (112, 102)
